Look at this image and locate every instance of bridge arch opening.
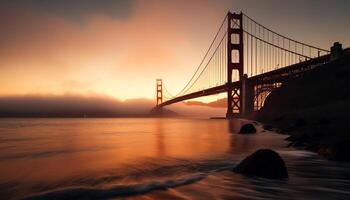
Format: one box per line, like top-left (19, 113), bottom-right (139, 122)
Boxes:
top-left (253, 83), bottom-right (282, 111)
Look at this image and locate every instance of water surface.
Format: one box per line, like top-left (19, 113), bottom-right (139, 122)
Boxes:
top-left (0, 118), bottom-right (349, 199)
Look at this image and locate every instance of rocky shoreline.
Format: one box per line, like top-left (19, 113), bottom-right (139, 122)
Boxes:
top-left (255, 50), bottom-right (350, 161)
top-left (260, 114), bottom-right (350, 161)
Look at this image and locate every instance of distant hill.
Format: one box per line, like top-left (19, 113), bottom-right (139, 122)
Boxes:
top-left (184, 98), bottom-right (226, 108)
top-left (149, 107), bottom-right (179, 117)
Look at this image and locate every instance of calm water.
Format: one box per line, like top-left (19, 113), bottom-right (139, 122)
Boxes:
top-left (0, 118), bottom-right (349, 200)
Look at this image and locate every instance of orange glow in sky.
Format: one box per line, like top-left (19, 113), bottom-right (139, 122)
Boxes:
top-left (0, 0), bottom-right (348, 101)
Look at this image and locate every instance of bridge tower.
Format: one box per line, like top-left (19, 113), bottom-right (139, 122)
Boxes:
top-left (226, 12), bottom-right (244, 118)
top-left (156, 79), bottom-right (163, 106)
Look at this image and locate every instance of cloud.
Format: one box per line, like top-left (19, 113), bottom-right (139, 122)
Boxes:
top-left (0, 0), bottom-right (134, 22)
top-left (0, 0), bottom-right (232, 100)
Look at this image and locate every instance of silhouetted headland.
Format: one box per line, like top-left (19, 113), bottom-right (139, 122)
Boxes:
top-left (149, 107), bottom-right (179, 117)
top-left (255, 47), bottom-right (350, 161)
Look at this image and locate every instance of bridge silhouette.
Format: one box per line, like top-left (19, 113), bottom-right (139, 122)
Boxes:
top-left (155, 11), bottom-right (344, 118)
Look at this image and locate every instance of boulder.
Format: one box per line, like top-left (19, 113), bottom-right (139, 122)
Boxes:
top-left (233, 149), bottom-right (288, 179)
top-left (293, 118), bottom-right (308, 127)
top-left (263, 124), bottom-right (273, 131)
top-left (318, 118), bottom-right (330, 125)
top-left (283, 118), bottom-right (308, 132)
top-left (318, 141), bottom-right (350, 161)
top-left (239, 123), bottom-right (256, 134)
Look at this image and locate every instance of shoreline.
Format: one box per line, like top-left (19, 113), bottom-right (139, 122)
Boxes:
top-left (255, 116), bottom-right (350, 162)
top-left (253, 52), bottom-right (350, 162)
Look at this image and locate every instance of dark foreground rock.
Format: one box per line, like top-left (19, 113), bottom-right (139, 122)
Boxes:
top-left (263, 124), bottom-right (273, 131)
top-left (239, 123), bottom-right (256, 134)
top-left (317, 141), bottom-right (350, 161)
top-left (233, 149), bottom-right (288, 179)
top-left (276, 117), bottom-right (350, 162)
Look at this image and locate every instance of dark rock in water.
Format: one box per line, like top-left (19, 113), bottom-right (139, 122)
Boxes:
top-left (239, 123), bottom-right (256, 134)
top-left (318, 117), bottom-right (330, 124)
top-left (283, 118), bottom-right (308, 132)
top-left (273, 115), bottom-right (285, 122)
top-left (286, 134), bottom-right (311, 147)
top-left (233, 149), bottom-right (288, 179)
top-left (263, 124), bottom-right (273, 131)
top-left (318, 141), bottom-right (350, 161)
top-left (293, 118), bottom-right (307, 127)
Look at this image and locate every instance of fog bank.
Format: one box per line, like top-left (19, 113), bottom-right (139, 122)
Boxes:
top-left (0, 94), bottom-right (226, 118)
top-left (0, 95), bottom-right (154, 117)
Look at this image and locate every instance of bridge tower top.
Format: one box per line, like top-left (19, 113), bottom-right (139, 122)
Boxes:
top-left (156, 79), bottom-right (163, 106)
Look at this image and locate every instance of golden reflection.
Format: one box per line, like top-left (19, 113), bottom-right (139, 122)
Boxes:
top-left (0, 118), bottom-right (231, 184)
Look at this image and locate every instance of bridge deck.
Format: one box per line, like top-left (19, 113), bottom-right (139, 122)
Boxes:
top-left (158, 53), bottom-right (332, 107)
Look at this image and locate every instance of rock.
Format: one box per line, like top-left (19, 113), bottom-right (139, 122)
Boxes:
top-left (233, 149), bottom-right (288, 179)
top-left (263, 124), bottom-right (273, 131)
top-left (293, 118), bottom-right (307, 127)
top-left (283, 118), bottom-right (308, 132)
top-left (286, 134), bottom-right (311, 147)
top-left (318, 142), bottom-right (350, 161)
top-left (318, 118), bottom-right (330, 124)
top-left (273, 115), bottom-right (285, 122)
top-left (239, 123), bottom-right (256, 134)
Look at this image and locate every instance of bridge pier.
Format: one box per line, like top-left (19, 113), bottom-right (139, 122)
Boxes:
top-left (243, 75), bottom-right (255, 117)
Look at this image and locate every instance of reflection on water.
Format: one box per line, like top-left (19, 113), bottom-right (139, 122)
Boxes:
top-left (0, 118), bottom-right (349, 199)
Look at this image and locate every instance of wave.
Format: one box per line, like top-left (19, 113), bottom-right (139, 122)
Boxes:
top-left (21, 174), bottom-right (205, 200)
top-left (277, 150), bottom-right (317, 158)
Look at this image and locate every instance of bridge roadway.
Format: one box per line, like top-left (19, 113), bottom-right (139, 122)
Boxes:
top-left (158, 51), bottom-right (338, 107)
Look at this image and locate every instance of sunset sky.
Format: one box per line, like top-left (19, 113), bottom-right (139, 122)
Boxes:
top-left (0, 0), bottom-right (349, 102)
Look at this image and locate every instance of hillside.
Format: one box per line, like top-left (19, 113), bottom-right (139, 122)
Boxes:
top-left (255, 49), bottom-right (350, 161)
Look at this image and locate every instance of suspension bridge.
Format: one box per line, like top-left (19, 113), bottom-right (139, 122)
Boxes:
top-left (155, 11), bottom-right (345, 118)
